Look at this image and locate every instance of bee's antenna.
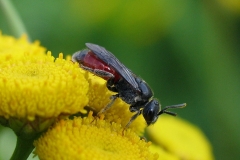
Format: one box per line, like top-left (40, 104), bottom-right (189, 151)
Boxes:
top-left (158, 103), bottom-right (186, 116)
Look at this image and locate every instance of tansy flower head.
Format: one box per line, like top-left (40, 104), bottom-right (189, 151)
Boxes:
top-left (34, 112), bottom-right (159, 160)
top-left (0, 33), bottom-right (89, 136)
top-left (146, 116), bottom-right (214, 160)
top-left (0, 52), bottom-right (88, 120)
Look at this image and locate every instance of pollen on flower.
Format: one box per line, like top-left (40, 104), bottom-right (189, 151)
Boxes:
top-left (85, 72), bottom-right (147, 135)
top-left (34, 112), bottom-right (159, 160)
top-left (0, 33), bottom-right (89, 121)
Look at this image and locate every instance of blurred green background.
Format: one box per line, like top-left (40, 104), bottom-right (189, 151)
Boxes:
top-left (1, 0), bottom-right (240, 159)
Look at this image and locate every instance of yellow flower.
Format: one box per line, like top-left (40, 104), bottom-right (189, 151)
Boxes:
top-left (146, 116), bottom-right (214, 160)
top-left (0, 32), bottom-right (46, 61)
top-left (85, 72), bottom-right (146, 135)
top-left (0, 33), bottom-right (89, 136)
top-left (34, 112), bottom-right (159, 160)
top-left (0, 53), bottom-right (88, 120)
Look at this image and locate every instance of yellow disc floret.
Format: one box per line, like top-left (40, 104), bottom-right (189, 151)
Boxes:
top-left (34, 112), bottom-right (159, 160)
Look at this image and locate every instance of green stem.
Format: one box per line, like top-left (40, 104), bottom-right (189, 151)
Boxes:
top-left (10, 136), bottom-right (35, 160)
top-left (0, 0), bottom-right (30, 39)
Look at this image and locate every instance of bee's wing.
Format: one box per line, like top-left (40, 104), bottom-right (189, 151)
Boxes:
top-left (86, 43), bottom-right (140, 91)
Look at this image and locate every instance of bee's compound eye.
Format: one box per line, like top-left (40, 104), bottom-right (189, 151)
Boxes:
top-left (142, 99), bottom-right (160, 125)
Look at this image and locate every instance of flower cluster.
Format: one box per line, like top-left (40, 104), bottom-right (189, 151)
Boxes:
top-left (0, 33), bottom-right (214, 159)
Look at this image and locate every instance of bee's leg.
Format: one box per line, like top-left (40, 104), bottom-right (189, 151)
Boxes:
top-left (97, 94), bottom-right (119, 116)
top-left (122, 109), bottom-right (142, 135)
top-left (81, 65), bottom-right (114, 79)
top-left (125, 109), bottom-right (142, 128)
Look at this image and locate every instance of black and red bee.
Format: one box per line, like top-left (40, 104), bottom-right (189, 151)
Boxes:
top-left (72, 43), bottom-right (186, 128)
